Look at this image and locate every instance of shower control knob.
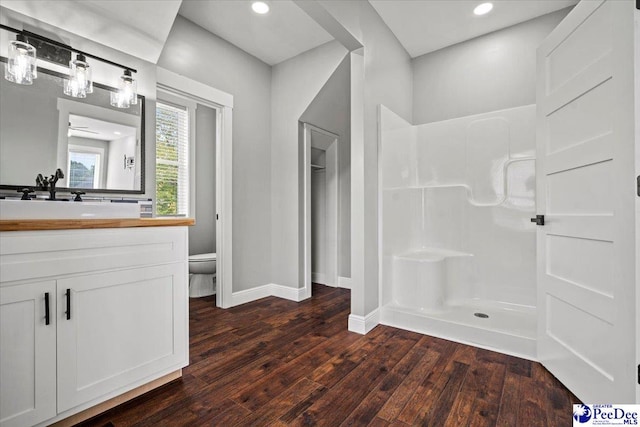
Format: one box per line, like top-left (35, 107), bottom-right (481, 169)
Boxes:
top-left (530, 215), bottom-right (545, 226)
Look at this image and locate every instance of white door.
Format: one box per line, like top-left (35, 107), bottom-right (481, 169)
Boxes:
top-left (56, 263), bottom-right (187, 412)
top-left (536, 0), bottom-right (637, 404)
top-left (0, 281), bottom-right (56, 427)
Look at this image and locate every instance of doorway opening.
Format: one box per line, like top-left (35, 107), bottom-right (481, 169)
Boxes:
top-left (302, 123), bottom-right (339, 299)
top-left (156, 68), bottom-right (234, 308)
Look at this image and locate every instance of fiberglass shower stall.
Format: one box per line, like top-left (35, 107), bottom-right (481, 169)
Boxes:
top-left (376, 0), bottom-right (637, 404)
top-left (379, 104), bottom-right (537, 359)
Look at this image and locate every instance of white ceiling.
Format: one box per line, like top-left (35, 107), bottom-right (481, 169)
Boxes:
top-left (0, 0), bottom-right (182, 63)
top-left (69, 114), bottom-right (137, 141)
top-left (178, 0), bottom-right (334, 66)
top-left (0, 0), bottom-right (579, 68)
top-left (369, 0), bottom-right (578, 58)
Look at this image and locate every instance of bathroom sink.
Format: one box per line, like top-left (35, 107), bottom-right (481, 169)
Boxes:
top-left (0, 199), bottom-right (140, 219)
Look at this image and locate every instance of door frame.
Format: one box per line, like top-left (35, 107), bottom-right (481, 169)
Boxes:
top-left (302, 123), bottom-right (340, 298)
top-left (156, 67), bottom-right (234, 308)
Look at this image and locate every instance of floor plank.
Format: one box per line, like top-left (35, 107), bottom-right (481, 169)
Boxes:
top-left (78, 284), bottom-right (579, 427)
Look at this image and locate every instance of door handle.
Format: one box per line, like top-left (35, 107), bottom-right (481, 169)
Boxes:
top-left (44, 292), bottom-right (50, 325)
top-left (530, 215), bottom-right (545, 226)
top-left (65, 288), bottom-right (71, 320)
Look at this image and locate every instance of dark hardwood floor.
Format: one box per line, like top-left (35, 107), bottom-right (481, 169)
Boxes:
top-left (78, 284), bottom-right (578, 426)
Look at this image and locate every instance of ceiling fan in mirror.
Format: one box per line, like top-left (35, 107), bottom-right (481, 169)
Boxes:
top-left (68, 121), bottom-right (99, 136)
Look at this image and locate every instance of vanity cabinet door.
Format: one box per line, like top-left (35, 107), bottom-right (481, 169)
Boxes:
top-left (56, 263), bottom-right (187, 413)
top-left (0, 281), bottom-right (56, 427)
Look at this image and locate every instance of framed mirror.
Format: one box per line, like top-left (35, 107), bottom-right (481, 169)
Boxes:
top-left (0, 60), bottom-right (145, 194)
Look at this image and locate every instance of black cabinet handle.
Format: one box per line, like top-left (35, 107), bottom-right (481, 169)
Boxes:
top-left (530, 215), bottom-right (545, 226)
top-left (65, 289), bottom-right (71, 320)
top-left (44, 292), bottom-right (50, 325)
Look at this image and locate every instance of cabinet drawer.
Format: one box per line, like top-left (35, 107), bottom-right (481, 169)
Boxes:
top-left (0, 227), bottom-right (187, 283)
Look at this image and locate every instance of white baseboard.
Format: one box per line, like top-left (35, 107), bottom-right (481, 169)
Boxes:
top-left (348, 308), bottom-right (380, 334)
top-left (229, 283), bottom-right (309, 307)
top-left (338, 276), bottom-right (352, 289)
top-left (229, 285), bottom-right (273, 306)
top-left (270, 283), bottom-right (307, 302)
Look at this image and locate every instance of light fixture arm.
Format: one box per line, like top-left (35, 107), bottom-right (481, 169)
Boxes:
top-left (0, 23), bottom-right (137, 74)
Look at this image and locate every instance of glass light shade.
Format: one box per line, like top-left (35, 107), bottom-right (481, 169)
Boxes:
top-left (64, 78), bottom-right (87, 98)
top-left (4, 36), bottom-right (37, 85)
top-left (110, 70), bottom-right (137, 109)
top-left (64, 54), bottom-right (93, 98)
top-left (110, 90), bottom-right (130, 109)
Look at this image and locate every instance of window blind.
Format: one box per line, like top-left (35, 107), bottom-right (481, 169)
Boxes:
top-left (155, 101), bottom-right (189, 216)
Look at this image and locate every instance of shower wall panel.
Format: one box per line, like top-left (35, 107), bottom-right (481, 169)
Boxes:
top-left (381, 104), bottom-right (537, 308)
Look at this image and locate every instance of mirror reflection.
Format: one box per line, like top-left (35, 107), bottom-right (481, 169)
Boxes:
top-left (0, 62), bottom-right (144, 193)
top-left (66, 115), bottom-right (138, 190)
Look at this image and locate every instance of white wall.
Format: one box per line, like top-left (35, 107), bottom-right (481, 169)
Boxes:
top-left (412, 8), bottom-right (571, 124)
top-left (189, 103), bottom-right (217, 256)
top-left (318, 1), bottom-right (413, 317)
top-left (299, 55), bottom-right (351, 279)
top-left (68, 137), bottom-right (108, 153)
top-left (106, 135), bottom-right (136, 189)
top-left (270, 40), bottom-right (348, 289)
top-left (311, 148), bottom-right (327, 279)
top-left (158, 16), bottom-right (272, 292)
top-left (0, 74), bottom-right (59, 184)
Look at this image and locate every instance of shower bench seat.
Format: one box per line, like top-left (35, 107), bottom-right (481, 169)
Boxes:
top-left (392, 248), bottom-right (473, 311)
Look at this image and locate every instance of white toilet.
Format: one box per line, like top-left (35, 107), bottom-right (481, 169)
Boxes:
top-left (188, 253), bottom-right (216, 297)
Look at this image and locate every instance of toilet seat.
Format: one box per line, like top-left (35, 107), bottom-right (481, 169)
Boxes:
top-left (189, 252), bottom-right (216, 262)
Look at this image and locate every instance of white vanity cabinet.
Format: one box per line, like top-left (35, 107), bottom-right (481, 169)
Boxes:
top-left (0, 224), bottom-right (189, 427)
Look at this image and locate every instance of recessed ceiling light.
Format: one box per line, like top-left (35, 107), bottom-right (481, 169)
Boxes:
top-left (473, 2), bottom-right (493, 15)
top-left (251, 1), bottom-right (269, 14)
top-left (114, 131), bottom-right (121, 135)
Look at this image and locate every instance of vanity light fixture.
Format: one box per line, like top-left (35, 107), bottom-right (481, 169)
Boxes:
top-left (251, 1), bottom-right (270, 14)
top-left (64, 54), bottom-right (93, 98)
top-left (473, 2), bottom-right (493, 16)
top-left (110, 69), bottom-right (137, 109)
top-left (4, 33), bottom-right (37, 85)
top-left (1, 24), bottom-right (138, 107)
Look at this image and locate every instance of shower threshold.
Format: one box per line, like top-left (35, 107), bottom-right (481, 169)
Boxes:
top-left (380, 300), bottom-right (536, 360)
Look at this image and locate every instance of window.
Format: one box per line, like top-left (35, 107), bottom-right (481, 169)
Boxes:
top-left (155, 101), bottom-right (189, 216)
top-left (68, 148), bottom-right (102, 188)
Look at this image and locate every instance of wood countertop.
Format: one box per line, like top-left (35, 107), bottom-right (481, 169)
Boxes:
top-left (0, 217), bottom-right (195, 232)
